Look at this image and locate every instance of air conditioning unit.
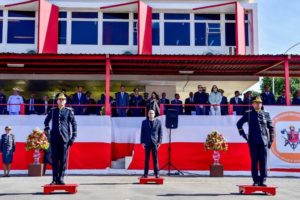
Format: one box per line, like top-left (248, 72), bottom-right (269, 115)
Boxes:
top-left (228, 47), bottom-right (236, 55)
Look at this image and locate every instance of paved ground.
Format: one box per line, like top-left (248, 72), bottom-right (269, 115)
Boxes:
top-left (0, 175), bottom-right (299, 200)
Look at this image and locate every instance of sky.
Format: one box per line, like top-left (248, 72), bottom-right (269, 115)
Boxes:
top-left (257, 0), bottom-right (300, 54)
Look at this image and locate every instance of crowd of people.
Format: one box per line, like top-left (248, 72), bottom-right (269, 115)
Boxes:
top-left (0, 84), bottom-right (300, 117)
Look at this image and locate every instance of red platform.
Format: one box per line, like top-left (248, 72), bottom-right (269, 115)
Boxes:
top-left (43, 184), bottom-right (79, 194)
top-left (139, 177), bottom-right (164, 184)
top-left (238, 185), bottom-right (277, 196)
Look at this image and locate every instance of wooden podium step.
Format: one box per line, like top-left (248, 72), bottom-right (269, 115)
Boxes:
top-left (43, 184), bottom-right (79, 194)
top-left (238, 185), bottom-right (277, 196)
top-left (139, 177), bottom-right (164, 184)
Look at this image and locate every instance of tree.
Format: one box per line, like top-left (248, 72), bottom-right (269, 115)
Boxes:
top-left (261, 77), bottom-right (300, 98)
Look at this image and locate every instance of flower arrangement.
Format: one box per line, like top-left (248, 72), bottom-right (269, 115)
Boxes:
top-left (25, 128), bottom-right (49, 151)
top-left (204, 130), bottom-right (228, 151)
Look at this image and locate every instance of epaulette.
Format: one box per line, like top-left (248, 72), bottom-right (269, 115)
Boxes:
top-left (245, 110), bottom-right (252, 113)
top-left (65, 107), bottom-right (74, 111)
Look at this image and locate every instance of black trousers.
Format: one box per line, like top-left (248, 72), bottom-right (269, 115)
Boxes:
top-left (249, 143), bottom-right (268, 184)
top-left (51, 138), bottom-right (69, 181)
top-left (144, 143), bottom-right (159, 176)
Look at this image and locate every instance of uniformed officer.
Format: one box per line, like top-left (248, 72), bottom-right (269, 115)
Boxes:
top-left (44, 93), bottom-right (77, 185)
top-left (236, 96), bottom-right (274, 186)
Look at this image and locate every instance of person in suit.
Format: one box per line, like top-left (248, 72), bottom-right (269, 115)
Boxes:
top-left (219, 89), bottom-right (228, 115)
top-left (0, 89), bottom-right (6, 115)
top-left (141, 110), bottom-right (162, 178)
top-left (243, 91), bottom-right (253, 114)
top-left (39, 95), bottom-right (53, 115)
top-left (25, 93), bottom-right (39, 115)
top-left (230, 91), bottom-right (244, 115)
top-left (292, 89), bottom-right (300, 105)
top-left (171, 93), bottom-right (183, 115)
top-left (236, 96), bottom-right (274, 186)
top-left (71, 86), bottom-right (87, 115)
top-left (184, 92), bottom-right (195, 115)
top-left (194, 85), bottom-right (207, 115)
top-left (85, 91), bottom-right (96, 115)
top-left (44, 93), bottom-right (77, 185)
top-left (276, 90), bottom-right (287, 105)
top-left (261, 85), bottom-right (275, 105)
top-left (129, 88), bottom-right (144, 117)
top-left (0, 126), bottom-right (16, 177)
top-left (115, 85), bottom-right (129, 117)
top-left (160, 92), bottom-right (170, 114)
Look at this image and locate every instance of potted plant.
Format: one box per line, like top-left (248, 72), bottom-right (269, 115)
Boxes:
top-left (204, 130), bottom-right (228, 177)
top-left (25, 128), bottom-right (49, 176)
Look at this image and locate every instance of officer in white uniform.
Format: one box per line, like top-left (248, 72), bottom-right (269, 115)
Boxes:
top-left (7, 88), bottom-right (24, 115)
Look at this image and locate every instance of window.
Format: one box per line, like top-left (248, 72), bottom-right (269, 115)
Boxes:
top-left (164, 13), bottom-right (190, 46)
top-left (0, 10), bottom-right (3, 43)
top-left (133, 13), bottom-right (160, 46)
top-left (71, 12), bottom-right (98, 45)
top-left (225, 14), bottom-right (250, 46)
top-left (58, 12), bottom-right (67, 44)
top-left (7, 11), bottom-right (35, 44)
top-left (195, 14), bottom-right (221, 46)
top-left (103, 13), bottom-right (129, 45)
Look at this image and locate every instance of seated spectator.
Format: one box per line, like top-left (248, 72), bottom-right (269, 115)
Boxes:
top-left (184, 92), bottom-right (195, 115)
top-left (276, 90), bottom-right (287, 105)
top-left (261, 85), bottom-right (275, 105)
top-left (209, 85), bottom-right (222, 115)
top-left (0, 89), bottom-right (7, 115)
top-left (219, 89), bottom-right (228, 115)
top-left (171, 93), bottom-right (183, 115)
top-left (202, 86), bottom-right (210, 115)
top-left (292, 89), bottom-right (300, 105)
top-left (230, 91), bottom-right (243, 115)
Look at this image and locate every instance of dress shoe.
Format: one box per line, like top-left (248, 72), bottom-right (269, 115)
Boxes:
top-left (58, 179), bottom-right (65, 185)
top-left (49, 180), bottom-right (56, 185)
top-left (252, 182), bottom-right (259, 186)
top-left (142, 175), bottom-right (148, 178)
top-left (155, 175), bottom-right (160, 178)
top-left (259, 182), bottom-right (267, 187)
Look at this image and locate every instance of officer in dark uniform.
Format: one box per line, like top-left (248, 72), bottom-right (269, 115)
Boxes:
top-left (236, 96), bottom-right (274, 186)
top-left (44, 93), bottom-right (77, 185)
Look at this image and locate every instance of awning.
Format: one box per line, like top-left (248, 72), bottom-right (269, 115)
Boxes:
top-left (0, 54), bottom-right (299, 77)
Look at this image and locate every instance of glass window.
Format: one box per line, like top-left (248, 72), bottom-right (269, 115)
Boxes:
top-left (225, 14), bottom-right (235, 20)
top-left (195, 23), bottom-right (205, 46)
top-left (164, 13), bottom-right (190, 20)
top-left (59, 12), bottom-right (67, 18)
top-left (58, 21), bottom-right (67, 44)
top-left (195, 14), bottom-right (220, 20)
top-left (0, 10), bottom-right (3, 17)
top-left (225, 23), bottom-right (235, 46)
top-left (8, 11), bottom-right (35, 18)
top-left (207, 23), bottom-right (221, 46)
top-left (164, 22), bottom-right (190, 46)
top-left (0, 20), bottom-right (2, 43)
top-left (103, 22), bottom-right (129, 45)
top-left (72, 12), bottom-right (98, 19)
top-left (103, 13), bottom-right (129, 20)
top-left (7, 20), bottom-right (35, 44)
top-left (71, 21), bottom-right (98, 44)
top-left (133, 21), bottom-right (160, 46)
top-left (245, 22), bottom-right (249, 46)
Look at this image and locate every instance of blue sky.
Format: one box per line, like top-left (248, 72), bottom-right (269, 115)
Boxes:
top-left (257, 0), bottom-right (300, 54)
